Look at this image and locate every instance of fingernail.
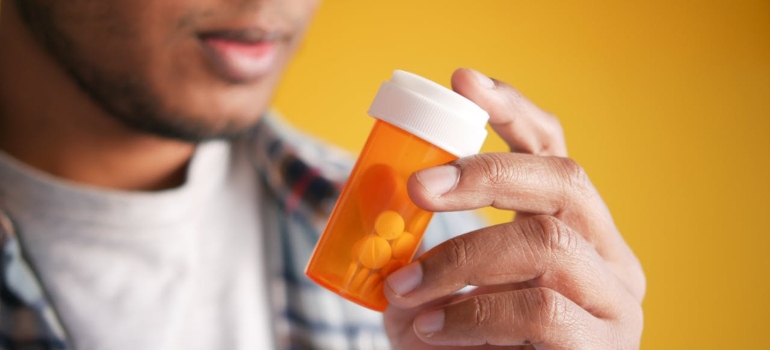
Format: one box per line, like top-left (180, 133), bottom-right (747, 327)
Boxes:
top-left (386, 262), bottom-right (422, 297)
top-left (469, 68), bottom-right (495, 89)
top-left (414, 309), bottom-right (445, 335)
top-left (415, 165), bottom-right (459, 197)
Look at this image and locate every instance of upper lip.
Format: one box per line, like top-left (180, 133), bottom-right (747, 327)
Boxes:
top-left (198, 27), bottom-right (287, 44)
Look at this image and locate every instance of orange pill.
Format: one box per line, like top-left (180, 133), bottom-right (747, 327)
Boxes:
top-left (350, 237), bottom-right (366, 259)
top-left (406, 211), bottom-right (431, 234)
top-left (391, 232), bottom-right (417, 261)
top-left (357, 235), bottom-right (392, 269)
top-left (379, 260), bottom-right (404, 277)
top-left (345, 264), bottom-right (371, 292)
top-left (343, 263), bottom-right (358, 286)
top-left (361, 273), bottom-right (384, 295)
top-left (369, 280), bottom-right (386, 305)
top-left (375, 210), bottom-right (405, 240)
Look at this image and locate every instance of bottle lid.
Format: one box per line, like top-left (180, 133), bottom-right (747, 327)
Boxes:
top-left (368, 70), bottom-right (490, 157)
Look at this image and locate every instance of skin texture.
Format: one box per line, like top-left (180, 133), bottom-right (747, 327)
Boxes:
top-left (0, 0), bottom-right (645, 348)
top-left (382, 69), bottom-right (645, 349)
top-left (0, 0), bottom-right (317, 190)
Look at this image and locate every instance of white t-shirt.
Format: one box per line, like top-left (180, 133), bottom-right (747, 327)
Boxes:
top-left (0, 139), bottom-right (274, 350)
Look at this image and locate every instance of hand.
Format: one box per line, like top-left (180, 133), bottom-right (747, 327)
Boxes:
top-left (382, 69), bottom-right (645, 349)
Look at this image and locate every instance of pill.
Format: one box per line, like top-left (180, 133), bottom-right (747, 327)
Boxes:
top-left (358, 236), bottom-right (392, 269)
top-left (391, 232), bottom-right (417, 261)
top-left (406, 211), bottom-right (431, 234)
top-left (375, 210), bottom-right (405, 240)
top-left (361, 273), bottom-right (384, 295)
top-left (379, 260), bottom-right (404, 277)
top-left (373, 280), bottom-right (385, 298)
top-left (350, 237), bottom-right (366, 259)
top-left (343, 262), bottom-right (358, 286)
top-left (366, 280), bottom-right (386, 306)
top-left (345, 264), bottom-right (371, 292)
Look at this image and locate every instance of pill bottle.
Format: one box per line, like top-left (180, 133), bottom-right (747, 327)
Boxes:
top-left (305, 70), bottom-right (490, 311)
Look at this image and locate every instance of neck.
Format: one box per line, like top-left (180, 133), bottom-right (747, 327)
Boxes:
top-left (0, 1), bottom-right (194, 191)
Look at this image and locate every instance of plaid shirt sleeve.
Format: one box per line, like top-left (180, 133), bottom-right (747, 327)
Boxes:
top-left (0, 208), bottom-right (70, 350)
top-left (0, 112), bottom-right (488, 350)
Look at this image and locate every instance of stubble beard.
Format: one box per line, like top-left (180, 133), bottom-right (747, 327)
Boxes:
top-left (13, 0), bottom-right (258, 144)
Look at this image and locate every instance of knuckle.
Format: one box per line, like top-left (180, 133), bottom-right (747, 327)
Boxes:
top-left (500, 84), bottom-right (528, 113)
top-left (474, 153), bottom-right (517, 187)
top-left (444, 236), bottom-right (474, 270)
top-left (551, 157), bottom-right (591, 198)
top-left (532, 287), bottom-right (574, 332)
top-left (537, 113), bottom-right (567, 156)
top-left (528, 215), bottom-right (579, 258)
top-left (469, 294), bottom-right (497, 330)
top-left (545, 112), bottom-right (564, 132)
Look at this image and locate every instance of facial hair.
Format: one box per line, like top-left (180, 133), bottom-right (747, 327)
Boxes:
top-left (14, 0), bottom-right (259, 143)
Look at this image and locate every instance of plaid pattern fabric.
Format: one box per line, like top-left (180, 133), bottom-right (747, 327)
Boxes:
top-left (0, 113), bottom-right (486, 350)
top-left (0, 209), bottom-right (69, 350)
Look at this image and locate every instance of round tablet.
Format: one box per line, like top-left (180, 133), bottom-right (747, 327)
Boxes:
top-left (379, 260), bottom-right (404, 277)
top-left (375, 210), bottom-right (405, 240)
top-left (391, 232), bottom-right (417, 261)
top-left (358, 236), bottom-right (392, 269)
top-left (361, 273), bottom-right (384, 295)
top-left (350, 237), bottom-right (366, 259)
top-left (343, 262), bottom-right (358, 286)
top-left (350, 266), bottom-right (370, 292)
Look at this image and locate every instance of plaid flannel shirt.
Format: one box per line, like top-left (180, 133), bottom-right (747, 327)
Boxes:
top-left (0, 113), bottom-right (485, 350)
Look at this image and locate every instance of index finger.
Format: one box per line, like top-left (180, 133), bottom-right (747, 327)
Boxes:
top-left (407, 152), bottom-right (644, 297)
top-left (384, 215), bottom-right (632, 319)
top-left (451, 68), bottom-right (567, 157)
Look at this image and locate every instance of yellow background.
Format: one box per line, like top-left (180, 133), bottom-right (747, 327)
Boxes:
top-left (274, 1), bottom-right (770, 348)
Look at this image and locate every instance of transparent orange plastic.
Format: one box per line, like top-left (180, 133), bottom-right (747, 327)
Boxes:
top-left (305, 120), bottom-right (457, 311)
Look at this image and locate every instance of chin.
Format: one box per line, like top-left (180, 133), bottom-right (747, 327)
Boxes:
top-left (143, 79), bottom-right (275, 142)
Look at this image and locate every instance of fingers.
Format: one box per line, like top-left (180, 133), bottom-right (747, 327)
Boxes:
top-left (383, 70), bottom-right (645, 349)
top-left (451, 68), bottom-right (567, 157)
top-left (384, 216), bottom-right (632, 320)
top-left (408, 152), bottom-right (645, 300)
top-left (411, 287), bottom-right (639, 349)
top-left (409, 152), bottom-right (599, 215)
top-left (408, 152), bottom-right (617, 248)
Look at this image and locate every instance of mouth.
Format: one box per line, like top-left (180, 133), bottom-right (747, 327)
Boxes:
top-left (198, 28), bottom-right (287, 84)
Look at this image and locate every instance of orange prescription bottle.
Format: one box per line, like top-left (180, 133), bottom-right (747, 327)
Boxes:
top-left (305, 70), bottom-right (490, 311)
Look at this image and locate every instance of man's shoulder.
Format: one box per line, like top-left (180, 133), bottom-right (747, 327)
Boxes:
top-left (242, 112), bottom-right (354, 185)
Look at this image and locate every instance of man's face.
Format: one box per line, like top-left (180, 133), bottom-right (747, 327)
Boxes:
top-left (15, 0), bottom-right (319, 142)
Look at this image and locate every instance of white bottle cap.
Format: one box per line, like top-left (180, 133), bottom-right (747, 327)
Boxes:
top-left (367, 70), bottom-right (490, 158)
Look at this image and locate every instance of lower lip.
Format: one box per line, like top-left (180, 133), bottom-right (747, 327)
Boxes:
top-left (200, 37), bottom-right (278, 83)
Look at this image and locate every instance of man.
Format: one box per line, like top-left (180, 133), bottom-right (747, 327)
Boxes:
top-left (0, 0), bottom-right (645, 349)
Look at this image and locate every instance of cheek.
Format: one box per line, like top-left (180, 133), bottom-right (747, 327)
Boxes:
top-left (47, 0), bottom-right (316, 123)
top-left (297, 0), bottom-right (322, 17)
top-left (53, 2), bottom-right (165, 55)
top-left (47, 1), bottom-right (194, 89)
top-left (283, 0), bottom-right (321, 33)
